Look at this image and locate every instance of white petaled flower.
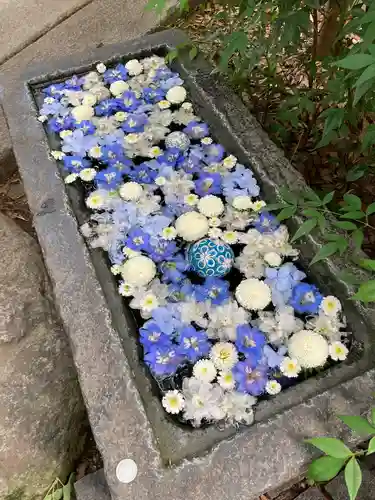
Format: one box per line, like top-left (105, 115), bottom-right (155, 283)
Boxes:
top-left (201, 137), bottom-right (213, 145)
top-left (175, 211), bottom-right (209, 241)
top-left (193, 359), bottom-right (217, 383)
top-left (38, 115), bottom-right (48, 122)
top-left (280, 357), bottom-right (301, 378)
top-left (79, 168), bottom-right (97, 181)
top-left (119, 182), bottom-right (143, 201)
top-left (264, 252), bottom-right (282, 267)
top-left (320, 296), bottom-right (342, 317)
top-left (232, 195), bottom-right (252, 211)
top-left (82, 93), bottom-right (97, 106)
top-left (149, 146), bottom-right (163, 158)
top-left (125, 133), bottom-right (140, 144)
top-left (288, 330), bottom-right (329, 368)
top-left (122, 246), bottom-right (141, 259)
top-left (217, 371), bottom-right (236, 391)
top-left (181, 102), bottom-right (193, 110)
top-left (60, 130), bottom-right (73, 139)
top-left (222, 230), bottom-right (238, 244)
top-left (182, 377), bottom-right (225, 426)
top-left (210, 342), bottom-right (238, 370)
top-left (96, 62), bottom-right (107, 73)
top-left (251, 200), bottom-right (267, 212)
top-left (184, 193), bottom-right (199, 206)
top-left (162, 390), bottom-right (185, 414)
top-left (64, 173), bottom-right (78, 184)
top-left (110, 80), bottom-right (129, 96)
top-left (198, 195), bottom-right (224, 217)
top-left (265, 380), bottom-right (282, 395)
top-left (223, 155), bottom-right (237, 170)
top-left (121, 256), bottom-right (156, 286)
top-left (71, 105), bottom-right (94, 122)
top-left (118, 282), bottom-right (134, 297)
top-left (51, 150), bottom-right (65, 160)
top-left (208, 227), bottom-right (223, 239)
top-left (86, 191), bottom-right (106, 209)
top-left (110, 264), bottom-right (122, 275)
top-left (158, 100), bottom-right (171, 109)
top-left (306, 314), bottom-right (343, 341)
top-left (166, 86), bottom-right (187, 104)
top-left (155, 176), bottom-right (166, 186)
top-left (208, 217), bottom-right (221, 227)
top-left (235, 279), bottom-right (271, 311)
top-left (139, 293), bottom-right (159, 313)
top-left (221, 392), bottom-right (256, 425)
top-left (89, 145), bottom-right (102, 158)
top-left (80, 223), bottom-right (93, 238)
top-left (114, 111), bottom-right (127, 122)
top-left (329, 341), bottom-right (349, 361)
top-left (162, 226), bottom-right (177, 240)
top-left (125, 59), bottom-right (143, 76)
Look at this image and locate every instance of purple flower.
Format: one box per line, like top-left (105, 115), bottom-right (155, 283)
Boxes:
top-left (142, 87), bottom-right (166, 104)
top-left (140, 321), bottom-right (173, 351)
top-left (64, 75), bottom-right (83, 90)
top-left (195, 172), bottom-right (222, 196)
top-left (48, 116), bottom-right (74, 133)
top-left (144, 344), bottom-right (183, 376)
top-left (289, 283), bottom-right (323, 314)
top-left (42, 83), bottom-right (65, 98)
top-left (157, 148), bottom-right (182, 168)
top-left (95, 99), bottom-right (119, 116)
top-left (195, 277), bottom-right (230, 305)
top-left (203, 143), bottom-right (225, 163)
top-left (222, 164), bottom-right (260, 198)
top-left (122, 113), bottom-right (148, 133)
top-left (183, 121), bottom-right (209, 140)
top-left (151, 306), bottom-right (182, 336)
top-left (234, 360), bottom-right (268, 396)
top-left (265, 263), bottom-right (306, 308)
top-left (253, 212), bottom-right (280, 233)
top-left (63, 155), bottom-right (92, 173)
top-left (235, 325), bottom-right (265, 360)
top-left (262, 345), bottom-right (287, 369)
top-left (148, 239), bottom-right (178, 263)
top-left (116, 91), bottom-right (141, 111)
top-left (177, 326), bottom-right (211, 362)
top-left (95, 167), bottom-right (123, 190)
top-left (129, 164), bottom-right (157, 184)
top-left (126, 228), bottom-right (150, 251)
top-left (103, 64), bottom-right (128, 84)
top-left (61, 129), bottom-right (98, 156)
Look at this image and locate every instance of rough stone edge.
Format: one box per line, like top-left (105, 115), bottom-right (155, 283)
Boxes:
top-left (2, 29), bottom-right (375, 500)
top-left (75, 469), bottom-right (111, 500)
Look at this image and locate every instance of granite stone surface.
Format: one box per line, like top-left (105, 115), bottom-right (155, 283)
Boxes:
top-left (326, 470), bottom-right (375, 499)
top-left (295, 488), bottom-right (325, 500)
top-left (75, 469), bottom-right (111, 500)
top-left (2, 30), bottom-right (375, 500)
top-left (0, 104), bottom-right (16, 182)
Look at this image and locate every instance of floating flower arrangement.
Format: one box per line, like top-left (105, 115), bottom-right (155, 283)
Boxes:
top-left (39, 55), bottom-right (350, 427)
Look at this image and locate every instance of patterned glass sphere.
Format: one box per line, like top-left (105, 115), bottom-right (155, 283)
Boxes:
top-left (188, 238), bottom-right (234, 278)
top-left (165, 131), bottom-right (190, 151)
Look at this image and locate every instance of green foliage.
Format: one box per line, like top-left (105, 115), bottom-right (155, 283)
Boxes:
top-left (345, 457), bottom-right (362, 500)
top-left (43, 475), bottom-right (75, 500)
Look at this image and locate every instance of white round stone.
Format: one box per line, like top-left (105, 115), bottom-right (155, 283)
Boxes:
top-left (116, 459), bottom-right (138, 484)
top-left (165, 131), bottom-right (190, 151)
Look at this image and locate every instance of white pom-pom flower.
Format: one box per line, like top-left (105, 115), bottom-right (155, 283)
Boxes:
top-left (175, 211), bottom-right (209, 241)
top-left (320, 296), bottom-right (342, 317)
top-left (235, 278), bottom-right (271, 310)
top-left (251, 200), bottom-right (267, 212)
top-left (64, 173), bottom-right (78, 184)
top-left (210, 342), bottom-right (238, 370)
top-left (96, 62), bottom-right (107, 74)
top-left (264, 252), bottom-right (282, 267)
top-left (125, 59), bottom-right (143, 76)
top-left (82, 93), bottom-right (97, 106)
top-left (232, 195), bottom-right (252, 211)
top-left (110, 80), bottom-right (129, 96)
top-left (223, 155), bottom-right (237, 170)
top-left (119, 182), bottom-right (143, 201)
top-left (198, 195), bottom-right (224, 217)
top-left (217, 371), bottom-right (236, 391)
top-left (120, 256), bottom-right (156, 286)
top-left (288, 330), bottom-right (329, 368)
top-left (162, 390), bottom-right (185, 414)
top-left (329, 341), bottom-right (348, 361)
top-left (280, 357), bottom-right (301, 378)
top-left (222, 231), bottom-right (238, 245)
top-left (166, 86), bottom-right (187, 104)
top-left (265, 380), bottom-right (282, 395)
top-left (162, 226), bottom-right (177, 240)
top-left (192, 359), bottom-right (217, 383)
top-left (71, 105), bottom-right (94, 122)
top-left (184, 193), bottom-right (199, 206)
top-left (86, 191), bottom-right (105, 209)
top-left (79, 168), bottom-right (97, 182)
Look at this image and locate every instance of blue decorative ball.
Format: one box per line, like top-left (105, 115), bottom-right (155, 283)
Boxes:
top-left (188, 238), bottom-right (235, 278)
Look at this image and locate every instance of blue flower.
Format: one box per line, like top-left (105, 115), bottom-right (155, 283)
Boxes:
top-left (235, 325), bottom-right (265, 360)
top-left (177, 326), bottom-right (211, 362)
top-left (48, 116), bottom-right (74, 133)
top-left (126, 228), bottom-right (150, 251)
top-left (63, 155), bottom-right (92, 173)
top-left (61, 129), bottom-right (98, 156)
top-left (159, 254), bottom-right (189, 284)
top-left (75, 120), bottom-right (96, 135)
top-left (159, 76), bottom-right (184, 91)
top-left (151, 306), bottom-right (182, 336)
top-left (289, 282), bottom-right (323, 314)
top-left (168, 280), bottom-right (195, 303)
top-left (129, 163), bottom-right (157, 184)
top-left (157, 148), bottom-right (182, 168)
top-left (265, 263), bottom-right (306, 308)
top-left (116, 91), bottom-right (141, 111)
top-left (103, 64), bottom-right (128, 84)
top-left (153, 67), bottom-right (175, 81)
top-left (142, 214), bottom-right (173, 237)
top-left (253, 212), bottom-right (280, 233)
top-left (139, 321), bottom-right (173, 351)
top-left (121, 113), bottom-right (148, 133)
top-left (233, 360), bottom-right (268, 396)
top-left (40, 100), bottom-right (66, 116)
top-left (183, 121), bottom-right (209, 140)
top-left (195, 277), bottom-right (230, 305)
top-left (195, 172), bottom-right (222, 196)
top-left (203, 143), bottom-right (225, 163)
top-left (42, 83), bottom-right (65, 98)
top-left (64, 75), bottom-right (83, 90)
top-left (144, 344), bottom-right (183, 377)
top-left (222, 164), bottom-right (260, 198)
top-left (142, 87), bottom-right (166, 104)
top-left (262, 345), bottom-right (287, 369)
top-left (95, 167), bottom-right (123, 190)
top-left (95, 99), bottom-right (119, 116)
top-left (148, 238), bottom-right (178, 263)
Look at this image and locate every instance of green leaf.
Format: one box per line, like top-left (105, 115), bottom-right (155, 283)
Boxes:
top-left (346, 165), bottom-right (369, 181)
top-left (333, 221), bottom-right (357, 230)
top-left (307, 456), bottom-right (347, 482)
top-left (367, 202), bottom-right (375, 215)
top-left (334, 54), bottom-right (375, 70)
top-left (321, 108), bottom-right (345, 137)
top-left (305, 438), bottom-right (353, 458)
top-left (343, 194), bottom-right (362, 210)
top-left (291, 219), bottom-right (317, 243)
top-left (339, 271), bottom-right (362, 286)
top-left (360, 259), bottom-right (375, 271)
top-left (145, 0), bottom-right (166, 13)
top-left (220, 31), bottom-right (248, 69)
top-left (63, 481), bottom-right (72, 500)
top-left (310, 242), bottom-right (341, 266)
top-left (322, 191), bottom-right (335, 205)
top-left (342, 211), bottom-right (365, 220)
top-left (277, 206), bottom-right (297, 221)
top-left (352, 229), bottom-right (364, 249)
top-left (367, 436), bottom-right (375, 455)
top-left (362, 124), bottom-right (375, 151)
top-left (50, 490), bottom-right (63, 500)
top-left (354, 78), bottom-right (375, 105)
top-left (372, 408), bottom-right (375, 426)
top-left (189, 46), bottom-right (198, 60)
top-left (338, 415), bottom-right (375, 436)
top-left (345, 457), bottom-right (362, 500)
top-left (263, 203), bottom-right (289, 211)
top-left (302, 209), bottom-right (321, 218)
top-left (352, 280), bottom-right (375, 302)
top-left (354, 63), bottom-right (375, 88)
top-left (166, 49), bottom-right (178, 63)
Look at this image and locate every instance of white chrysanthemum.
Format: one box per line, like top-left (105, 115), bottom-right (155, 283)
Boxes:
top-left (51, 150), bottom-right (65, 160)
top-left (265, 380), bottom-right (282, 395)
top-left (110, 264), bottom-right (122, 275)
top-left (175, 211), bottom-right (209, 241)
top-left (166, 85), bottom-right (187, 104)
top-left (139, 293), bottom-right (159, 313)
top-left (162, 226), bottom-right (177, 240)
top-left (110, 80), bottom-right (129, 96)
top-left (82, 93), bottom-right (97, 106)
top-left (288, 330), bottom-right (329, 368)
top-left (71, 105), bottom-right (94, 122)
top-left (122, 246), bottom-right (141, 259)
top-left (120, 256), bottom-right (156, 286)
top-left (157, 100), bottom-right (170, 110)
top-left (235, 279), bottom-right (271, 311)
top-left (264, 252), bottom-right (282, 267)
top-left (210, 342), bottom-right (238, 370)
top-left (114, 111), bottom-right (127, 122)
top-left (80, 223), bottom-right (93, 238)
top-left (181, 101), bottom-right (193, 110)
top-left (184, 193), bottom-right (199, 206)
top-left (208, 227), bottom-right (223, 239)
top-left (251, 200), bottom-right (267, 212)
top-left (182, 377), bottom-right (225, 426)
top-left (38, 114), bottom-right (48, 122)
top-left (89, 145), bottom-right (102, 158)
top-left (221, 392), bottom-right (256, 425)
top-left (197, 195), bottom-right (224, 217)
top-left (118, 282), bottom-right (134, 297)
top-left (223, 155), bottom-right (237, 170)
top-left (280, 357), bottom-right (301, 378)
top-left (217, 371), bottom-right (236, 391)
top-left (193, 359), bottom-right (217, 383)
top-left (201, 137), bottom-right (213, 145)
top-left (124, 133), bottom-right (140, 144)
top-left (96, 62), bottom-right (107, 73)
top-left (79, 168), bottom-right (97, 181)
top-left (222, 230), bottom-right (238, 245)
top-left (320, 296), bottom-right (342, 317)
top-left (155, 176), bottom-right (166, 187)
top-left (232, 195), bottom-right (252, 211)
top-left (162, 390), bottom-right (185, 414)
top-left (306, 314), bottom-right (343, 341)
top-left (119, 182), bottom-right (143, 201)
top-left (329, 341), bottom-right (348, 361)
top-left (64, 173), bottom-right (78, 184)
top-left (207, 300), bottom-right (249, 341)
top-left (86, 191), bottom-right (105, 209)
top-left (125, 59), bottom-right (143, 76)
